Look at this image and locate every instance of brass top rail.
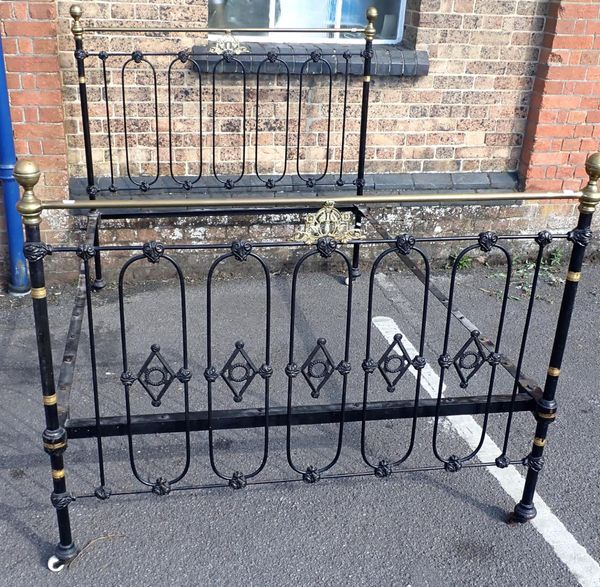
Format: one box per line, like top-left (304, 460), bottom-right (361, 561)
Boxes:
top-left (40, 192), bottom-right (578, 211)
top-left (85, 26), bottom-right (366, 35)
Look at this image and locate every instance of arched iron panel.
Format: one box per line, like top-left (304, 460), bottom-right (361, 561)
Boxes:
top-left (121, 54), bottom-right (161, 191)
top-left (361, 235), bottom-right (430, 475)
top-left (205, 241), bottom-right (272, 487)
top-left (212, 56), bottom-right (247, 189)
top-left (168, 54), bottom-right (203, 189)
top-left (432, 233), bottom-right (512, 471)
top-left (286, 239), bottom-right (353, 483)
top-left (255, 56), bottom-right (290, 188)
top-left (296, 53), bottom-right (333, 189)
top-left (118, 243), bottom-right (191, 494)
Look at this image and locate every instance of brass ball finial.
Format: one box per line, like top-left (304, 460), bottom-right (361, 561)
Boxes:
top-left (14, 160), bottom-right (43, 226)
top-left (364, 6), bottom-right (378, 41)
top-left (70, 4), bottom-right (82, 20)
top-left (70, 4), bottom-right (83, 39)
top-left (580, 152), bottom-right (600, 215)
top-left (366, 6), bottom-right (378, 23)
top-left (585, 152), bottom-right (600, 181)
top-left (14, 160), bottom-right (41, 191)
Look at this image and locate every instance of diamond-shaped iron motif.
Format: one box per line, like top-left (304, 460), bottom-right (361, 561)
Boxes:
top-left (301, 338), bottom-right (336, 399)
top-left (377, 333), bottom-right (412, 393)
top-left (220, 341), bottom-right (258, 403)
top-left (453, 331), bottom-right (489, 389)
top-left (137, 344), bottom-right (177, 407)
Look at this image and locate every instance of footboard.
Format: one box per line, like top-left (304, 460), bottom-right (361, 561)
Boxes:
top-left (14, 153), bottom-right (600, 570)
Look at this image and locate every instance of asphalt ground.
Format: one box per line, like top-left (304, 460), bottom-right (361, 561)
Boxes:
top-left (1, 245), bottom-right (599, 586)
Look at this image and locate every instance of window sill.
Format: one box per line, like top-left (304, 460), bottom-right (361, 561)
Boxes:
top-left (190, 42), bottom-right (429, 77)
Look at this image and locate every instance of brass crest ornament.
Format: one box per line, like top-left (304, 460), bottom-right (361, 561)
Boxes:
top-left (209, 32), bottom-right (249, 56)
top-left (296, 200), bottom-right (364, 245)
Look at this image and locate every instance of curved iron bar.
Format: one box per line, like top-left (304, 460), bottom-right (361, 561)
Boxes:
top-left (121, 56), bottom-right (161, 191)
top-left (212, 55), bottom-right (247, 189)
top-left (168, 56), bottom-right (203, 189)
top-left (118, 251), bottom-right (191, 489)
top-left (432, 239), bottom-right (512, 468)
top-left (254, 56), bottom-right (290, 188)
top-left (296, 55), bottom-right (333, 188)
top-left (499, 233), bottom-right (551, 459)
top-left (205, 248), bottom-right (271, 483)
top-left (286, 244), bottom-right (353, 480)
top-left (361, 242), bottom-right (430, 472)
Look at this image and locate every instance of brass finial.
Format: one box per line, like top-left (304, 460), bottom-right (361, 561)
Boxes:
top-left (14, 160), bottom-right (43, 226)
top-left (365, 6), bottom-right (378, 41)
top-left (70, 4), bottom-right (83, 40)
top-left (579, 152), bottom-right (600, 214)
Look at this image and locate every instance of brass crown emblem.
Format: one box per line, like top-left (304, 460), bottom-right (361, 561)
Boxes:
top-left (296, 200), bottom-right (364, 245)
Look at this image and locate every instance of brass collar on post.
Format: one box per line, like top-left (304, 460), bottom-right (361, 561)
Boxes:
top-left (70, 4), bottom-right (83, 40)
top-left (14, 160), bottom-right (43, 226)
top-left (364, 6), bottom-right (378, 41)
top-left (580, 152), bottom-right (600, 214)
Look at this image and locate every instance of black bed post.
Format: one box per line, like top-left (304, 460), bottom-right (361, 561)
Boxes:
top-left (15, 161), bottom-right (78, 571)
top-left (512, 152), bottom-right (600, 523)
top-left (352, 6), bottom-right (377, 280)
top-left (71, 5), bottom-right (105, 291)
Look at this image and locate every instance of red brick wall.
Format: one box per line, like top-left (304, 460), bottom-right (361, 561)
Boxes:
top-left (0, 0), bottom-right (69, 283)
top-left (1, 1), bottom-right (68, 199)
top-left (520, 0), bottom-right (600, 191)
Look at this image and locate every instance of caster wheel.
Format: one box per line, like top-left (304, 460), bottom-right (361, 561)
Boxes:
top-left (47, 555), bottom-right (65, 573)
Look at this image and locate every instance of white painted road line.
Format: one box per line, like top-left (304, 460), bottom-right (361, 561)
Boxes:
top-left (372, 313), bottom-right (600, 587)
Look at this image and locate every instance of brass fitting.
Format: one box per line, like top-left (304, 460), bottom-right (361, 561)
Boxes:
top-left (14, 160), bottom-right (43, 226)
top-left (365, 6), bottom-right (378, 41)
top-left (70, 4), bottom-right (83, 40)
top-left (580, 152), bottom-right (600, 214)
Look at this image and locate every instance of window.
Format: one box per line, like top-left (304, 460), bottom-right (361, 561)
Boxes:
top-left (208, 0), bottom-right (407, 43)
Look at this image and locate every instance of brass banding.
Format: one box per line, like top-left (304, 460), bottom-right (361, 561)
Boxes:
top-left (566, 271), bottom-right (581, 282)
top-left (538, 412), bottom-right (556, 420)
top-left (44, 441), bottom-right (67, 451)
top-left (533, 437), bottom-right (546, 447)
top-left (547, 367), bottom-right (560, 377)
top-left (42, 394), bottom-right (57, 406)
top-left (31, 287), bottom-right (47, 299)
top-left (51, 469), bottom-right (65, 480)
top-left (363, 75), bottom-right (371, 83)
top-left (79, 76), bottom-right (86, 84)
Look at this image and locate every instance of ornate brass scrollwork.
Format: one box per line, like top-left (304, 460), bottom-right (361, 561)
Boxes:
top-left (296, 200), bottom-right (364, 245)
top-left (209, 32), bottom-right (249, 56)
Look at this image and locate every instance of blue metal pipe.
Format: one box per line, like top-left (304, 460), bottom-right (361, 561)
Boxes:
top-left (0, 36), bottom-right (29, 294)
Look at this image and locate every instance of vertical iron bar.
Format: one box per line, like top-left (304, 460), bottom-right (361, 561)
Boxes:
top-left (337, 53), bottom-right (350, 187)
top-left (81, 256), bottom-right (109, 497)
top-left (513, 154), bottom-right (600, 522)
top-left (353, 8), bottom-right (377, 280)
top-left (15, 161), bottom-right (78, 566)
top-left (100, 56), bottom-right (115, 192)
top-left (71, 6), bottom-right (104, 290)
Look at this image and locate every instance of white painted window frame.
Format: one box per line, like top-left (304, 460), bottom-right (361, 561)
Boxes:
top-left (210, 0), bottom-right (408, 45)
